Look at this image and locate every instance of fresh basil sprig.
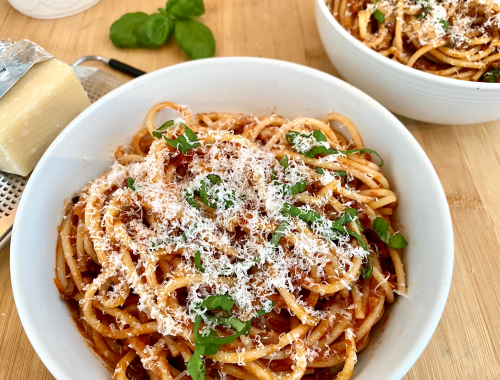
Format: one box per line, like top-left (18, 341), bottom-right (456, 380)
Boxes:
top-left (280, 203), bottom-right (367, 249)
top-left (483, 67), bottom-right (500, 83)
top-left (285, 130), bottom-right (384, 167)
top-left (187, 295), bottom-right (274, 380)
top-left (372, 217), bottom-right (408, 249)
top-left (360, 256), bottom-right (373, 279)
top-left (109, 0), bottom-right (215, 60)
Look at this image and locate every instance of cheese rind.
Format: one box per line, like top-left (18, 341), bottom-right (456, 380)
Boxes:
top-left (0, 58), bottom-right (90, 176)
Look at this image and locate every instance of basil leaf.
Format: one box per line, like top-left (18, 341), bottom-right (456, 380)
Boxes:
top-left (127, 177), bottom-right (136, 191)
top-left (372, 217), bottom-right (408, 249)
top-left (256, 300), bottom-right (275, 317)
top-left (281, 203), bottom-right (321, 224)
top-left (199, 295), bottom-right (234, 314)
top-left (290, 179), bottom-right (306, 195)
top-left (313, 130), bottom-right (327, 142)
top-left (417, 0), bottom-right (430, 19)
top-left (483, 67), bottom-right (500, 83)
top-left (175, 20), bottom-right (216, 60)
top-left (373, 9), bottom-right (385, 23)
top-left (304, 145), bottom-right (332, 158)
top-left (109, 12), bottom-right (148, 48)
top-left (199, 175), bottom-right (236, 209)
top-left (270, 221), bottom-right (288, 248)
top-left (206, 174), bottom-right (222, 184)
top-left (285, 130), bottom-right (383, 166)
top-left (281, 203), bottom-right (367, 249)
top-left (271, 168), bottom-right (275, 181)
top-left (184, 189), bottom-right (200, 208)
top-left (345, 228), bottom-right (367, 250)
top-left (194, 250), bottom-right (204, 272)
top-left (276, 178), bottom-right (306, 195)
top-left (360, 256), bottom-right (373, 279)
top-left (334, 148), bottom-right (384, 167)
top-left (153, 120), bottom-right (175, 139)
top-left (136, 13), bottom-right (174, 47)
top-left (163, 124), bottom-right (200, 154)
top-left (280, 155), bottom-right (289, 169)
top-left (316, 168), bottom-right (346, 177)
top-left (439, 19), bottom-right (449, 32)
top-left (199, 178), bottom-right (217, 208)
top-left (188, 295), bottom-right (274, 380)
top-left (166, 0), bottom-right (205, 19)
top-left (187, 343), bottom-right (206, 380)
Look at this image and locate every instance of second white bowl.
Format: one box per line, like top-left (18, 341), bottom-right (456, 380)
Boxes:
top-left (315, 0), bottom-right (500, 125)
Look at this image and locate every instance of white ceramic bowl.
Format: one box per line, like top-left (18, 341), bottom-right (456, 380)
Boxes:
top-left (8, 0), bottom-right (101, 19)
top-left (11, 57), bottom-right (453, 380)
top-left (315, 0), bottom-right (500, 125)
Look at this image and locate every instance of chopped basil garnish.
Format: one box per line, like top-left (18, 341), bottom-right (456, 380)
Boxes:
top-left (199, 174), bottom-right (236, 209)
top-left (152, 120), bottom-right (175, 139)
top-left (285, 130), bottom-right (383, 167)
top-left (184, 189), bottom-right (201, 208)
top-left (416, 0), bottom-right (430, 19)
top-left (127, 177), bottom-right (136, 191)
top-left (280, 203), bottom-right (366, 249)
top-left (187, 295), bottom-right (274, 380)
top-left (360, 256), bottom-right (373, 279)
top-left (163, 123), bottom-right (200, 154)
top-left (316, 167), bottom-right (347, 177)
top-left (372, 217), bottom-right (408, 249)
top-left (483, 67), bottom-right (500, 83)
top-left (279, 155), bottom-right (289, 169)
top-left (439, 19), bottom-right (449, 32)
top-left (270, 221), bottom-right (288, 248)
top-left (194, 250), bottom-right (204, 272)
top-left (373, 9), bottom-right (385, 23)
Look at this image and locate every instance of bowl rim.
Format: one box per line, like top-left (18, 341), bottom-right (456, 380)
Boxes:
top-left (315, 0), bottom-right (500, 89)
top-left (10, 56), bottom-right (454, 380)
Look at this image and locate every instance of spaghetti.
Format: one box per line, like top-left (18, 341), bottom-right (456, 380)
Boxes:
top-left (328, 0), bottom-right (500, 82)
top-left (55, 102), bottom-right (408, 380)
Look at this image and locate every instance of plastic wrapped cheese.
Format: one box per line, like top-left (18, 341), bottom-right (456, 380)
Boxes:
top-left (0, 57), bottom-right (90, 176)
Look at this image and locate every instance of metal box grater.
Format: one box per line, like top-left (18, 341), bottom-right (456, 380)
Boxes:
top-left (0, 65), bottom-right (125, 249)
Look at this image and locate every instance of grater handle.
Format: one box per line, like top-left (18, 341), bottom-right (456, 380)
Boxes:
top-left (108, 59), bottom-right (146, 78)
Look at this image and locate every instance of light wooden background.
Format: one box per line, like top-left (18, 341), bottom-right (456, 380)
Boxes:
top-left (1, 0), bottom-right (500, 379)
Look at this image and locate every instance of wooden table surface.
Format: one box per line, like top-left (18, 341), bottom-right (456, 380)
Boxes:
top-left (1, 0), bottom-right (500, 379)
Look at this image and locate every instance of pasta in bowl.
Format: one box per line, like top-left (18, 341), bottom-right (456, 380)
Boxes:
top-left (10, 57), bottom-right (453, 380)
top-left (56, 102), bottom-right (408, 380)
top-left (315, 0), bottom-right (500, 124)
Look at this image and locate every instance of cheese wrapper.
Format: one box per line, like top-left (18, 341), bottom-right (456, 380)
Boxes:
top-left (0, 40), bottom-right (90, 176)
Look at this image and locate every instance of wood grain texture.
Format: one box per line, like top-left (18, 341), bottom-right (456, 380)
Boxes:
top-left (1, 0), bottom-right (499, 379)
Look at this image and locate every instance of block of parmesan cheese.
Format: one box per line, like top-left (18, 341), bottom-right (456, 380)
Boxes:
top-left (0, 58), bottom-right (90, 176)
